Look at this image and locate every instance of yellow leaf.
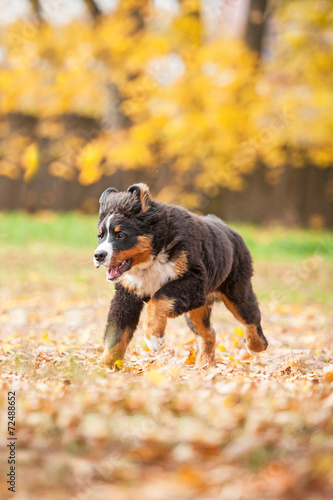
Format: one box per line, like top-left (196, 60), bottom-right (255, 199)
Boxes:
top-left (323, 365), bottom-right (333, 382)
top-left (21, 143), bottom-right (39, 182)
top-left (184, 349), bottom-right (196, 365)
top-left (234, 326), bottom-right (245, 337)
top-left (77, 143), bottom-right (104, 185)
top-left (114, 359), bottom-right (124, 370)
top-left (41, 332), bottom-right (53, 345)
top-left (315, 454), bottom-right (333, 474)
top-left (146, 371), bottom-right (166, 384)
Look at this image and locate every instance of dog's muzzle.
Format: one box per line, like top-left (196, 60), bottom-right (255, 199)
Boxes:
top-left (94, 250), bottom-right (107, 267)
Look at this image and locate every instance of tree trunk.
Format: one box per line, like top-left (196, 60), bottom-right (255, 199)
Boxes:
top-left (244, 0), bottom-right (268, 56)
top-left (82, 0), bottom-right (103, 18)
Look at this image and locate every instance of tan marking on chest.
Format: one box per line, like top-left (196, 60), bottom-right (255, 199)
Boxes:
top-left (172, 250), bottom-right (188, 276)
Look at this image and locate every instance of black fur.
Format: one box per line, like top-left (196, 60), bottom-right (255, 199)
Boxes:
top-left (104, 284), bottom-right (144, 349)
top-left (96, 184), bottom-right (268, 366)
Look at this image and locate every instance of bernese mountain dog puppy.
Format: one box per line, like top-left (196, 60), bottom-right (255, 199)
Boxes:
top-left (94, 183), bottom-right (268, 368)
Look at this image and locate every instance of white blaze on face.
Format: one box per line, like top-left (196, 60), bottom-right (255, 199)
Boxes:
top-left (93, 213), bottom-right (114, 268)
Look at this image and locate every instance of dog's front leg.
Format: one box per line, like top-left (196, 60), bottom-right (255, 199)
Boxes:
top-left (102, 284), bottom-right (144, 368)
top-left (143, 270), bottom-right (207, 352)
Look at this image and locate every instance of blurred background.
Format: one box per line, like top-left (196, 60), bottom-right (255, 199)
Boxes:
top-left (0, 0), bottom-right (332, 227)
top-left (1, 3), bottom-right (333, 499)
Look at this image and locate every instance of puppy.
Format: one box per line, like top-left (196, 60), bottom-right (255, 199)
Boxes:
top-left (94, 184), bottom-right (268, 367)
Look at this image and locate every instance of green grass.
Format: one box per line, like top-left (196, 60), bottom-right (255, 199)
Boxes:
top-left (0, 211), bottom-right (97, 247)
top-left (2, 211), bottom-right (330, 307)
top-left (1, 211), bottom-right (332, 261)
top-left (238, 224), bottom-right (333, 261)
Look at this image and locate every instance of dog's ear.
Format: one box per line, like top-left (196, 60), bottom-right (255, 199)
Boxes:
top-left (127, 183), bottom-right (151, 212)
top-left (99, 187), bottom-right (117, 211)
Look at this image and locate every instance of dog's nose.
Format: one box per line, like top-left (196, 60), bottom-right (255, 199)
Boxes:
top-left (94, 250), bottom-right (107, 263)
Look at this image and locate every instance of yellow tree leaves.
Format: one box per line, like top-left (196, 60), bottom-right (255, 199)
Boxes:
top-left (77, 142), bottom-right (104, 185)
top-left (0, 1), bottom-right (331, 191)
top-left (261, 0), bottom-right (333, 169)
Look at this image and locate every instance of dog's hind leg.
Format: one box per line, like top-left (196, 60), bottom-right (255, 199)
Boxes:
top-left (221, 282), bottom-right (268, 355)
top-left (186, 304), bottom-right (216, 368)
top-left (102, 284), bottom-right (144, 367)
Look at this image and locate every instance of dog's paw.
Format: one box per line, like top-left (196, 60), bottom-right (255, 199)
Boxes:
top-left (244, 338), bottom-right (268, 356)
top-left (195, 354), bottom-right (216, 369)
top-left (144, 333), bottom-right (165, 351)
top-left (101, 347), bottom-right (123, 368)
top-left (245, 343), bottom-right (258, 356)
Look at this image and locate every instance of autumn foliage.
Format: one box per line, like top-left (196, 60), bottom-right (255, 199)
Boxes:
top-left (0, 214), bottom-right (333, 499)
top-left (0, 0), bottom-right (332, 204)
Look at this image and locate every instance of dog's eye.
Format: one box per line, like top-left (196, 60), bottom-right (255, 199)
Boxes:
top-left (97, 232), bottom-right (104, 240)
top-left (116, 232), bottom-right (125, 239)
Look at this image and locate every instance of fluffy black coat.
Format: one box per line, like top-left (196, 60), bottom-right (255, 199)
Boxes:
top-left (94, 183), bottom-right (268, 367)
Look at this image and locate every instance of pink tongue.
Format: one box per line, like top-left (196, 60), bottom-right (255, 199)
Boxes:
top-left (107, 267), bottom-right (120, 280)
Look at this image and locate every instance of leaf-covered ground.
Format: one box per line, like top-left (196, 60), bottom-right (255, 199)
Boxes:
top-left (0, 216), bottom-right (333, 500)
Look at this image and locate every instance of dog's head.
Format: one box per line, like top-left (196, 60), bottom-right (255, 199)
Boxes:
top-left (94, 184), bottom-right (155, 282)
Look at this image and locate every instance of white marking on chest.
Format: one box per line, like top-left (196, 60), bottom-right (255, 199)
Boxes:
top-left (121, 249), bottom-right (178, 297)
